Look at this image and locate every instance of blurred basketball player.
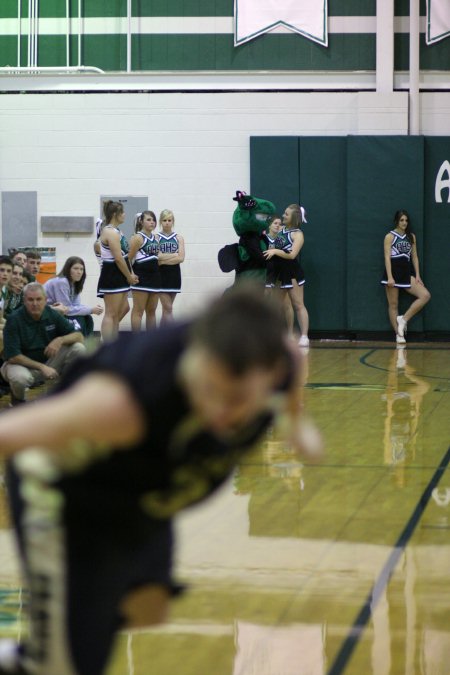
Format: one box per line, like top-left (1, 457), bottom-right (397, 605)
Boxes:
top-left (0, 285), bottom-right (320, 675)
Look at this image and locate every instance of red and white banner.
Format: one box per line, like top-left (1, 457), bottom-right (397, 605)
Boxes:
top-left (426, 0), bottom-right (450, 45)
top-left (234, 0), bottom-right (328, 47)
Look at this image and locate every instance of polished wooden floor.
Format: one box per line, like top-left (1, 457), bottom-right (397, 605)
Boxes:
top-left (1, 342), bottom-right (449, 674)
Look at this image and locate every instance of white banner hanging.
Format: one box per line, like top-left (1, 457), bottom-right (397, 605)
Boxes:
top-left (234, 0), bottom-right (328, 47)
top-left (426, 0), bottom-right (450, 45)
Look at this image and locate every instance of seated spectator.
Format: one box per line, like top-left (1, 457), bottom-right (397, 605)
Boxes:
top-left (23, 248), bottom-right (42, 282)
top-left (44, 256), bottom-right (103, 336)
top-left (0, 262), bottom-right (26, 399)
top-left (4, 262), bottom-right (26, 318)
top-left (1, 282), bottom-right (85, 405)
top-left (10, 250), bottom-right (28, 268)
top-left (0, 255), bottom-right (13, 310)
top-left (0, 256), bottom-right (13, 355)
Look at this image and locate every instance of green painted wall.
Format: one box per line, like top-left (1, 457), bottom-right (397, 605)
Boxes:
top-left (1, 0), bottom-right (447, 72)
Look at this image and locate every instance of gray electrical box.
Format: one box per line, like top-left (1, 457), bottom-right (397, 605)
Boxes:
top-left (1, 191), bottom-right (38, 254)
top-left (41, 216), bottom-right (94, 234)
top-left (99, 196), bottom-right (149, 241)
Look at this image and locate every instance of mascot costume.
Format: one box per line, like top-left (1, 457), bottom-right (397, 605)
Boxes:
top-left (218, 190), bottom-right (276, 284)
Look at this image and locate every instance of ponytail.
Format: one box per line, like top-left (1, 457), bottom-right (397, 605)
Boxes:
top-left (103, 200), bottom-right (123, 224)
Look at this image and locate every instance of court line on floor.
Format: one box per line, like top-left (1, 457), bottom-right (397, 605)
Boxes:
top-left (239, 460), bottom-right (444, 471)
top-left (327, 444), bottom-right (450, 675)
top-left (359, 349), bottom-right (450, 382)
top-left (313, 344), bottom-right (450, 351)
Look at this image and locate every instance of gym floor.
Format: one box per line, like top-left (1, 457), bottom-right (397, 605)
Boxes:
top-left (1, 342), bottom-right (449, 674)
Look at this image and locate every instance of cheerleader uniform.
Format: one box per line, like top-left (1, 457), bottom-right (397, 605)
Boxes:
top-left (97, 226), bottom-right (131, 296)
top-left (381, 231), bottom-right (413, 288)
top-left (131, 232), bottom-right (161, 293)
top-left (159, 232), bottom-right (182, 293)
top-left (272, 227), bottom-right (305, 289)
top-left (264, 234), bottom-right (277, 288)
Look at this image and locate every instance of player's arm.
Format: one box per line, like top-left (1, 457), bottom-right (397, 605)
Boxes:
top-left (0, 372), bottom-right (146, 459)
top-left (276, 339), bottom-right (323, 461)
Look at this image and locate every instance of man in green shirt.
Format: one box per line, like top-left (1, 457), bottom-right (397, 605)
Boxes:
top-left (1, 282), bottom-right (85, 405)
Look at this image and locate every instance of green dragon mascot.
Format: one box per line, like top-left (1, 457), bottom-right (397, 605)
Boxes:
top-left (218, 190), bottom-right (276, 284)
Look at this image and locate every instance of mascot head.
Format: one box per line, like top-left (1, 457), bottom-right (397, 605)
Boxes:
top-left (232, 191), bottom-right (276, 236)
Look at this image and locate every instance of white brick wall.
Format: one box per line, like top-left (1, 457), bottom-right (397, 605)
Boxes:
top-left (0, 90), bottom-right (447, 328)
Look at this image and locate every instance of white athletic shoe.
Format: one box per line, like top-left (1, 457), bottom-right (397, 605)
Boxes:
top-left (396, 315), bottom-right (407, 338)
top-left (396, 334), bottom-right (406, 344)
top-left (298, 335), bottom-right (310, 347)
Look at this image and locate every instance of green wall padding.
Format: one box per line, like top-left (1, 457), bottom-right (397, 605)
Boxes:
top-left (346, 135), bottom-right (424, 332)
top-left (423, 137), bottom-right (450, 330)
top-left (299, 137), bottom-right (347, 331)
top-left (250, 136), bottom-right (300, 211)
top-left (251, 134), bottom-right (449, 335)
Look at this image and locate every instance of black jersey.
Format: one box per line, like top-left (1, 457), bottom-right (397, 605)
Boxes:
top-left (275, 227), bottom-right (300, 253)
top-left (51, 324), bottom-right (280, 534)
top-left (134, 232), bottom-right (159, 262)
top-left (388, 230), bottom-right (413, 261)
top-left (158, 232), bottom-right (179, 254)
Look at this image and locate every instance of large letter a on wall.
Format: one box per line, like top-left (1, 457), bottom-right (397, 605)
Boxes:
top-left (234, 0), bottom-right (328, 47)
top-left (435, 160), bottom-right (450, 203)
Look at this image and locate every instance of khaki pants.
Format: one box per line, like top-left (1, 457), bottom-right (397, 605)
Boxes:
top-left (1, 343), bottom-right (86, 401)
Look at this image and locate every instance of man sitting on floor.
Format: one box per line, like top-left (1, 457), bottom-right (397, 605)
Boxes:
top-left (0, 282), bottom-right (85, 406)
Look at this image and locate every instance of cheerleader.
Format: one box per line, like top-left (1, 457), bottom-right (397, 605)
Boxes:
top-left (97, 200), bottom-right (138, 340)
top-left (381, 210), bottom-right (431, 344)
top-left (129, 211), bottom-right (161, 330)
top-left (263, 204), bottom-right (309, 347)
top-left (158, 209), bottom-right (185, 323)
top-left (264, 215), bottom-right (282, 289)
